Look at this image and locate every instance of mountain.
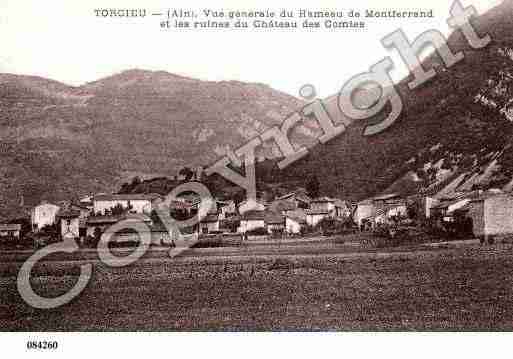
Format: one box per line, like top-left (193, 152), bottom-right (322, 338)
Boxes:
top-left (0, 70), bottom-right (310, 219)
top-left (276, 0), bottom-right (513, 201)
top-left (4, 1), bottom-right (513, 220)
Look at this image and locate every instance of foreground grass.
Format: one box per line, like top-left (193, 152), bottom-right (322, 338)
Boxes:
top-left (1, 245), bottom-right (513, 330)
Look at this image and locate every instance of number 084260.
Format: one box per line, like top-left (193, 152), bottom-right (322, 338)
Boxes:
top-left (26, 341), bottom-right (58, 350)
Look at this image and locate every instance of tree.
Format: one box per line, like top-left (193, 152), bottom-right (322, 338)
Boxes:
top-left (131, 176), bottom-right (142, 188)
top-left (111, 203), bottom-right (127, 216)
top-left (179, 167), bottom-right (194, 181)
top-left (306, 175), bottom-right (320, 198)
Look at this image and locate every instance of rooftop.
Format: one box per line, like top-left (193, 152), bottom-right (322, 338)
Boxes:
top-left (94, 193), bottom-right (162, 201)
top-left (372, 193), bottom-right (402, 201)
top-left (305, 209), bottom-right (330, 215)
top-left (265, 212), bottom-right (285, 225)
top-left (311, 196), bottom-right (335, 203)
top-left (201, 214), bottom-right (219, 223)
top-left (269, 200), bottom-right (297, 213)
top-left (241, 210), bottom-right (266, 221)
top-left (0, 224), bottom-right (21, 231)
top-left (57, 209), bottom-right (81, 218)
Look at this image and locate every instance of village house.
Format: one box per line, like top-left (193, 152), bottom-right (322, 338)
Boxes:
top-left (31, 201), bottom-right (61, 231)
top-left (310, 197), bottom-right (336, 213)
top-left (103, 213), bottom-right (154, 243)
top-left (55, 201), bottom-right (93, 238)
top-left (431, 194), bottom-right (476, 222)
top-left (93, 193), bottom-right (162, 215)
top-left (422, 195), bottom-right (441, 218)
top-left (356, 193), bottom-right (408, 228)
top-left (305, 208), bottom-right (329, 227)
top-left (465, 193), bottom-right (513, 240)
top-left (86, 214), bottom-right (124, 238)
top-left (285, 209), bottom-right (307, 235)
top-left (269, 199), bottom-right (297, 217)
top-left (265, 212), bottom-right (286, 235)
top-left (275, 191), bottom-right (311, 209)
top-left (79, 195), bottom-right (94, 210)
top-left (372, 193), bottom-right (406, 208)
top-left (0, 224), bottom-right (21, 239)
top-left (354, 199), bottom-right (375, 227)
top-left (216, 199), bottom-right (236, 219)
top-left (200, 213), bottom-right (220, 234)
top-left (197, 199), bottom-right (239, 234)
top-left (333, 199), bottom-right (352, 218)
top-left (238, 210), bottom-right (266, 233)
top-left (87, 213), bottom-right (165, 244)
top-left (58, 209), bottom-right (81, 241)
top-left (238, 198), bottom-right (267, 214)
top-left (371, 204), bottom-right (408, 226)
top-left (305, 197), bottom-right (342, 226)
top-left (219, 215), bottom-right (241, 233)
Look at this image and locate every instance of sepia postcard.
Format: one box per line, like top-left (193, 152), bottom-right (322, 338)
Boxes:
top-left (1, 0), bottom-right (512, 357)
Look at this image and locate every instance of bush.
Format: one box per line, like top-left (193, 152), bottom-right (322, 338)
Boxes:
top-left (246, 227), bottom-right (268, 236)
top-left (317, 217), bottom-right (355, 236)
top-left (84, 235), bottom-right (100, 248)
top-left (365, 223), bottom-right (411, 248)
top-left (192, 235), bottom-right (242, 248)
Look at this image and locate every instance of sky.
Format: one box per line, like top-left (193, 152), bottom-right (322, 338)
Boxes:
top-left (0, 0), bottom-right (503, 97)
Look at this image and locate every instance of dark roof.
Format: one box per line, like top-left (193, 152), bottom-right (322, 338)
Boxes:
top-left (0, 224), bottom-right (21, 231)
top-left (305, 209), bottom-right (330, 215)
top-left (57, 209), bottom-right (81, 218)
top-left (270, 200), bottom-right (297, 213)
top-left (372, 193), bottom-right (402, 201)
top-left (276, 192), bottom-right (311, 203)
top-left (371, 204), bottom-right (406, 218)
top-left (265, 212), bottom-right (285, 225)
top-left (285, 213), bottom-right (307, 224)
top-left (86, 215), bottom-right (124, 225)
top-left (333, 199), bottom-right (349, 208)
top-left (241, 210), bottom-right (266, 221)
top-left (432, 197), bottom-right (470, 210)
top-left (311, 196), bottom-right (335, 203)
top-left (86, 213), bottom-right (151, 225)
top-left (70, 202), bottom-right (91, 210)
top-left (201, 214), bottom-right (219, 223)
top-left (94, 193), bottom-right (161, 201)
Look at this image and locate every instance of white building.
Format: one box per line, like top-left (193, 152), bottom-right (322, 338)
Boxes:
top-left (285, 214), bottom-right (306, 234)
top-left (93, 193), bottom-right (161, 215)
top-left (238, 210), bottom-right (266, 233)
top-left (306, 197), bottom-right (346, 227)
top-left (58, 209), bottom-right (81, 241)
top-left (0, 224), bottom-right (21, 239)
top-left (306, 209), bottom-right (329, 227)
top-left (200, 213), bottom-right (220, 234)
top-left (354, 199), bottom-right (375, 227)
top-left (31, 201), bottom-right (61, 231)
top-left (238, 199), bottom-right (266, 215)
top-left (467, 193), bottom-right (513, 239)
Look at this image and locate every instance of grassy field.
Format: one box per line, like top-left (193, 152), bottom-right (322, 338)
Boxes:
top-left (1, 240), bottom-right (513, 331)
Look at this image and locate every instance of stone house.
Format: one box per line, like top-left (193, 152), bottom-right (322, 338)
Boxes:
top-left (466, 193), bottom-right (513, 240)
top-left (0, 224), bottom-right (21, 239)
top-left (93, 193), bottom-right (162, 215)
top-left (31, 201), bottom-right (61, 231)
top-left (238, 210), bottom-right (266, 233)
